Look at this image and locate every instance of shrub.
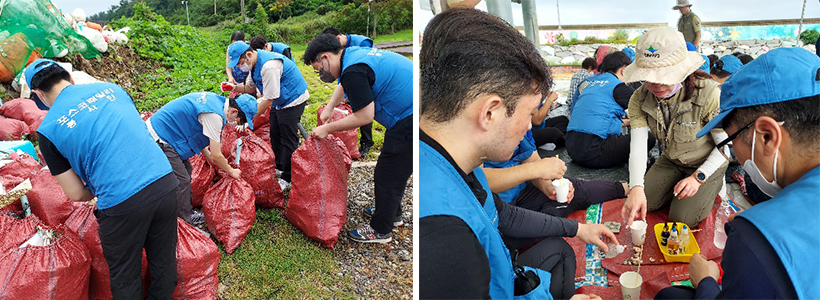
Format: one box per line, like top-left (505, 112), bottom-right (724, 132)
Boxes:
top-left (799, 29), bottom-right (819, 45)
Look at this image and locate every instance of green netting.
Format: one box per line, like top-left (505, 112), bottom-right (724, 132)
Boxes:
top-left (0, 0), bottom-right (100, 60)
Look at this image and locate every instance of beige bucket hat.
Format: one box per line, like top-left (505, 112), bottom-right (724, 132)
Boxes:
top-left (622, 27), bottom-right (705, 85)
top-left (672, 0), bottom-right (692, 10)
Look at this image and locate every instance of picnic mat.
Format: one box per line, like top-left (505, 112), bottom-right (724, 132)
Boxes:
top-left (575, 270), bottom-right (671, 299)
top-left (569, 195), bottom-right (726, 293)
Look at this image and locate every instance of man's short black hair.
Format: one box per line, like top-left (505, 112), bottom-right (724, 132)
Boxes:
top-left (228, 97), bottom-right (247, 125)
top-left (30, 62), bottom-right (71, 93)
top-left (737, 54), bottom-right (754, 65)
top-left (598, 52), bottom-right (631, 74)
top-left (581, 57), bottom-right (598, 71)
top-left (231, 31), bottom-right (245, 42)
top-left (303, 34), bottom-right (344, 65)
top-left (421, 8), bottom-right (551, 123)
top-left (722, 95), bottom-right (820, 151)
top-left (250, 35), bottom-right (267, 50)
top-left (707, 54), bottom-right (719, 68)
top-left (321, 26), bottom-right (342, 36)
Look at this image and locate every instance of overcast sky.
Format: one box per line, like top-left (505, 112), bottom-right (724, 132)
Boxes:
top-left (50, 0), bottom-right (820, 25)
top-left (416, 0), bottom-right (820, 30)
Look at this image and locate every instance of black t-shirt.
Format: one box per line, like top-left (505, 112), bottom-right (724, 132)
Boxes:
top-left (39, 134), bottom-right (72, 176)
top-left (339, 63), bottom-right (376, 113)
top-left (612, 83), bottom-right (635, 109)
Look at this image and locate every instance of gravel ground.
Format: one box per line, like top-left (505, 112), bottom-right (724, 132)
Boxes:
top-left (329, 162), bottom-right (414, 299)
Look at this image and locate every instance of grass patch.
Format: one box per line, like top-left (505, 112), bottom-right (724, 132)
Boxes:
top-left (216, 209), bottom-right (355, 298)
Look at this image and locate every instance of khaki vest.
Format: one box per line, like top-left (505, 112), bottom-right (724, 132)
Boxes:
top-left (677, 12), bottom-right (699, 44)
top-left (634, 78), bottom-right (720, 167)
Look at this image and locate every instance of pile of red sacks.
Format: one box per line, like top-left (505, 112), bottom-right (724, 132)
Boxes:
top-left (0, 152), bottom-right (220, 299)
top-left (0, 98), bottom-right (46, 140)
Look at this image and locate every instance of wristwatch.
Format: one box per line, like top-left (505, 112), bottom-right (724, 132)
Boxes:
top-left (693, 171), bottom-right (707, 185)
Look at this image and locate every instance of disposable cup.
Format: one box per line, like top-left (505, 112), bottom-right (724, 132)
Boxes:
top-left (552, 178), bottom-right (570, 203)
top-left (631, 220), bottom-right (647, 246)
top-left (619, 271), bottom-right (642, 300)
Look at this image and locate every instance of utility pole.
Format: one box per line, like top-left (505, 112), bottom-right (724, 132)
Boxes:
top-left (182, 1), bottom-right (190, 26)
top-left (214, 0), bottom-right (217, 15)
top-left (556, 0), bottom-right (562, 30)
top-left (241, 0), bottom-right (246, 23)
top-left (797, 0), bottom-right (807, 41)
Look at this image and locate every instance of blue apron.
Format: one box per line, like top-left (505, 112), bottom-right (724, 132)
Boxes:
top-left (567, 72), bottom-right (625, 139)
top-left (483, 131), bottom-right (537, 203)
top-left (252, 50), bottom-right (308, 109)
top-left (150, 92), bottom-right (226, 160)
top-left (341, 47), bottom-right (412, 129)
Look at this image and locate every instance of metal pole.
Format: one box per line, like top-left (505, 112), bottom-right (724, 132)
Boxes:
top-left (521, 0), bottom-right (539, 45)
top-left (367, 0), bottom-right (372, 37)
top-left (556, 0), bottom-right (562, 30)
top-left (797, 0), bottom-right (807, 41)
top-left (186, 2), bottom-right (190, 26)
top-left (485, 0), bottom-right (514, 25)
top-left (214, 0), bottom-right (217, 15)
top-left (241, 0), bottom-right (246, 23)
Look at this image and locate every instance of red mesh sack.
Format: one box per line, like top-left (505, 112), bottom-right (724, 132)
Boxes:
top-left (252, 106), bottom-right (271, 130)
top-left (0, 175), bottom-right (25, 212)
top-left (190, 154), bottom-right (214, 208)
top-left (26, 169), bottom-right (74, 227)
top-left (228, 128), bottom-right (283, 209)
top-left (0, 116), bottom-right (28, 140)
top-left (220, 125), bottom-right (241, 158)
top-left (140, 111), bottom-right (153, 121)
top-left (253, 122), bottom-right (271, 147)
top-left (286, 136), bottom-right (352, 248)
top-left (202, 173), bottom-right (256, 254)
top-left (173, 218), bottom-right (220, 300)
top-left (0, 213), bottom-right (42, 251)
top-left (0, 152), bottom-right (41, 179)
top-left (0, 98), bottom-right (47, 130)
top-left (0, 224), bottom-right (91, 300)
top-left (65, 203), bottom-right (112, 300)
top-left (317, 104), bottom-right (361, 160)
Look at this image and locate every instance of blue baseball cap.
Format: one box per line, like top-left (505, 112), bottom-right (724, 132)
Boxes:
top-left (24, 58), bottom-right (67, 110)
top-left (697, 48), bottom-right (820, 138)
top-left (234, 94), bottom-right (258, 130)
top-left (226, 41), bottom-right (251, 68)
top-left (622, 47), bottom-right (635, 62)
top-left (699, 54), bottom-right (710, 73)
top-left (685, 42), bottom-right (697, 52)
top-left (717, 55), bottom-right (743, 74)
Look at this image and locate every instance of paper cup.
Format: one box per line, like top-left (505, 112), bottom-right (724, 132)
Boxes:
top-left (552, 178), bottom-right (570, 203)
top-left (619, 271), bottom-right (642, 300)
top-left (630, 220), bottom-right (647, 246)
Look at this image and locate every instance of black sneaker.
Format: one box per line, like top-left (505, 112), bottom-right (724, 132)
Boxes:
top-left (348, 224), bottom-right (392, 244)
top-left (358, 144), bottom-right (372, 158)
top-left (190, 211), bottom-right (206, 225)
top-left (364, 207), bottom-right (404, 227)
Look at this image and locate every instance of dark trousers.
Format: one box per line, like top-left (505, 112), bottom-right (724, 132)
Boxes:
top-left (95, 182), bottom-right (178, 300)
top-left (159, 142), bottom-right (193, 224)
top-left (370, 116), bottom-right (413, 234)
top-left (566, 131), bottom-right (656, 169)
top-left (511, 177), bottom-right (625, 218)
top-left (532, 116), bottom-right (569, 147)
top-left (359, 122), bottom-right (374, 149)
top-left (655, 286), bottom-right (696, 299)
top-left (270, 101), bottom-right (306, 182)
top-left (514, 237), bottom-right (576, 300)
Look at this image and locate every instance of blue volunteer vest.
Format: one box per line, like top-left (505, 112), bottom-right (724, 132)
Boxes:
top-left (419, 141), bottom-right (552, 299)
top-left (738, 166), bottom-right (820, 299)
top-left (346, 34), bottom-right (373, 48)
top-left (151, 92), bottom-right (226, 160)
top-left (483, 131), bottom-right (537, 203)
top-left (267, 42), bottom-right (293, 61)
top-left (36, 83), bottom-right (172, 210)
top-left (252, 50), bottom-right (309, 109)
top-left (342, 47), bottom-right (413, 129)
top-left (567, 72), bottom-right (626, 139)
top-left (232, 65), bottom-right (249, 84)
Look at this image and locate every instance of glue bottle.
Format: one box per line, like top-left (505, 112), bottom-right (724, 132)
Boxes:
top-left (668, 227), bottom-right (679, 255)
top-left (680, 225), bottom-right (691, 253)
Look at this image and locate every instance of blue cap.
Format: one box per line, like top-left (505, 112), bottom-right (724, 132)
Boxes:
top-left (234, 94), bottom-right (258, 130)
top-left (24, 58), bottom-right (66, 110)
top-left (226, 41), bottom-right (251, 68)
top-left (699, 54), bottom-right (710, 73)
top-left (622, 47), bottom-right (635, 62)
top-left (697, 48), bottom-right (820, 137)
top-left (717, 55), bottom-right (743, 74)
top-left (685, 42), bottom-right (697, 52)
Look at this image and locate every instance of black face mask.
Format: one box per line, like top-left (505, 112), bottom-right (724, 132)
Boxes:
top-left (319, 58), bottom-right (336, 83)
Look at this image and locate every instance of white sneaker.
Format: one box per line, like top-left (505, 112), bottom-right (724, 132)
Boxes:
top-left (275, 169), bottom-right (283, 177)
top-left (278, 178), bottom-right (291, 191)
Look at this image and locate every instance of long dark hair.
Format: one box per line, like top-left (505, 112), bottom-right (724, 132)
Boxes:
top-left (682, 70), bottom-right (713, 102)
